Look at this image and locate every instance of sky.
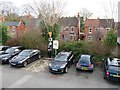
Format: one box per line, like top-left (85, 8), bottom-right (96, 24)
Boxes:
top-left (0, 0), bottom-right (120, 21)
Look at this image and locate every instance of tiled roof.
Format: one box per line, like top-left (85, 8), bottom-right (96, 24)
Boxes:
top-left (4, 22), bottom-right (19, 26)
top-left (85, 18), bottom-right (114, 28)
top-left (59, 17), bottom-right (78, 27)
top-left (85, 19), bottom-right (99, 27)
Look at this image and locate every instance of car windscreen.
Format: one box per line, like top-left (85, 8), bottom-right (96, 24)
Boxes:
top-left (5, 48), bottom-right (15, 54)
top-left (79, 57), bottom-right (90, 64)
top-left (54, 54), bottom-right (68, 61)
top-left (110, 60), bottom-right (120, 67)
top-left (18, 50), bottom-right (31, 57)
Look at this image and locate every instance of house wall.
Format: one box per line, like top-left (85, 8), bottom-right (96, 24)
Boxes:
top-left (59, 26), bottom-right (79, 42)
top-left (8, 23), bottom-right (25, 37)
top-left (84, 27), bottom-right (110, 41)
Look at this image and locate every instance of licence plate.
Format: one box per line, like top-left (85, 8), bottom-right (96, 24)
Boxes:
top-left (113, 75), bottom-right (120, 78)
top-left (52, 69), bottom-right (58, 71)
top-left (81, 67), bottom-right (88, 70)
top-left (11, 63), bottom-right (16, 65)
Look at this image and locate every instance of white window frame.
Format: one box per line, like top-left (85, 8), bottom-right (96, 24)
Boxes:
top-left (88, 27), bottom-right (92, 34)
top-left (88, 35), bottom-right (92, 41)
top-left (71, 26), bottom-right (74, 31)
top-left (106, 28), bottom-right (110, 31)
top-left (12, 26), bottom-right (16, 33)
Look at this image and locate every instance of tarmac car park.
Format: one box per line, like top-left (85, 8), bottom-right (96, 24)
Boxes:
top-left (0, 45), bottom-right (120, 89)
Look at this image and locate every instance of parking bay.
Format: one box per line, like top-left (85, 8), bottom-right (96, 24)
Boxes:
top-left (0, 59), bottom-right (120, 88)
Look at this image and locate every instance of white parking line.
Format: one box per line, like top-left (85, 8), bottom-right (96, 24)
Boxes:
top-left (8, 75), bottom-right (32, 88)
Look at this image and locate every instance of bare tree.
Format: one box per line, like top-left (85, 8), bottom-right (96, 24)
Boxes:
top-left (79, 8), bottom-right (93, 20)
top-left (22, 0), bottom-right (66, 25)
top-left (102, 0), bottom-right (118, 27)
top-left (0, 1), bottom-right (19, 21)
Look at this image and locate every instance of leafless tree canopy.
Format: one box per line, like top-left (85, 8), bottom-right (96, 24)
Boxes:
top-left (22, 0), bottom-right (66, 25)
top-left (79, 8), bottom-right (93, 19)
top-left (0, 1), bottom-right (19, 15)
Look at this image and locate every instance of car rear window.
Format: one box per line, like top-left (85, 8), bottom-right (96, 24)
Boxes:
top-left (79, 57), bottom-right (90, 64)
top-left (110, 60), bottom-right (120, 67)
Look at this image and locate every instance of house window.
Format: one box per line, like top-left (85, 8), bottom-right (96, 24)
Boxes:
top-left (106, 28), bottom-right (110, 31)
top-left (88, 36), bottom-right (92, 41)
top-left (95, 28), bottom-right (98, 31)
top-left (100, 28), bottom-right (103, 30)
top-left (66, 26), bottom-right (69, 31)
top-left (62, 35), bottom-right (64, 40)
top-left (71, 27), bottom-right (74, 31)
top-left (12, 26), bottom-right (16, 33)
top-left (88, 27), bottom-right (92, 34)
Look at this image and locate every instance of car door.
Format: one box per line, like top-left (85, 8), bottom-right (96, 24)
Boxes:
top-left (104, 59), bottom-right (108, 72)
top-left (67, 54), bottom-right (73, 67)
top-left (28, 52), bottom-right (35, 63)
top-left (34, 51), bottom-right (39, 60)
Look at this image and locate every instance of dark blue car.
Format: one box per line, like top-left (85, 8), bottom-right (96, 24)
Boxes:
top-left (103, 57), bottom-right (120, 82)
top-left (76, 54), bottom-right (94, 72)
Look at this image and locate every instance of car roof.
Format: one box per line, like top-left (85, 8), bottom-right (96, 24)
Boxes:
top-left (81, 54), bottom-right (91, 58)
top-left (58, 51), bottom-right (72, 56)
top-left (22, 49), bottom-right (39, 52)
top-left (109, 58), bottom-right (120, 65)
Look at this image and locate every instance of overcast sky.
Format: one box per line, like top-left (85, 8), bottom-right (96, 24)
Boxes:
top-left (1, 0), bottom-right (120, 21)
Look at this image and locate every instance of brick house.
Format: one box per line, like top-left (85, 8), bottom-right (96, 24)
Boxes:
top-left (117, 1), bottom-right (120, 57)
top-left (3, 20), bottom-right (25, 37)
top-left (59, 15), bottom-right (80, 42)
top-left (84, 18), bottom-right (114, 42)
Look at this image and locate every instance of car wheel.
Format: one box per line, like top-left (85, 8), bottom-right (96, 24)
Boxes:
top-left (104, 75), bottom-right (107, 79)
top-left (76, 68), bottom-right (79, 71)
top-left (64, 67), bottom-right (68, 73)
top-left (23, 61), bottom-right (27, 67)
top-left (90, 70), bottom-right (93, 73)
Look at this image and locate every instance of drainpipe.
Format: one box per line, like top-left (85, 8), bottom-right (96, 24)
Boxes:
top-left (77, 13), bottom-right (80, 41)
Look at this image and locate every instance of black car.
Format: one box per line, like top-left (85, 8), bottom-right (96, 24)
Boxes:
top-left (0, 46), bottom-right (10, 55)
top-left (0, 46), bottom-right (24, 64)
top-left (103, 57), bottom-right (120, 82)
top-left (9, 49), bottom-right (41, 67)
top-left (49, 51), bottom-right (74, 73)
top-left (76, 54), bottom-right (94, 72)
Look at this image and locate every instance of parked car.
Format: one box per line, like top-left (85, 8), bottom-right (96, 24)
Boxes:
top-left (0, 46), bottom-right (10, 55)
top-left (49, 51), bottom-right (74, 73)
top-left (9, 49), bottom-right (41, 67)
top-left (103, 57), bottom-right (120, 82)
top-left (76, 54), bottom-right (94, 72)
top-left (0, 46), bottom-right (25, 64)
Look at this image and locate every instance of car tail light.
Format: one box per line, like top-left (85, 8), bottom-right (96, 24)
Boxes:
top-left (76, 63), bottom-right (80, 67)
top-left (88, 64), bottom-right (92, 67)
top-left (106, 71), bottom-right (109, 76)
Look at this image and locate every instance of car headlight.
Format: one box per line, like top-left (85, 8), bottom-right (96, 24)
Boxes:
top-left (49, 63), bottom-right (52, 67)
top-left (60, 64), bottom-right (66, 68)
top-left (3, 57), bottom-right (8, 60)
